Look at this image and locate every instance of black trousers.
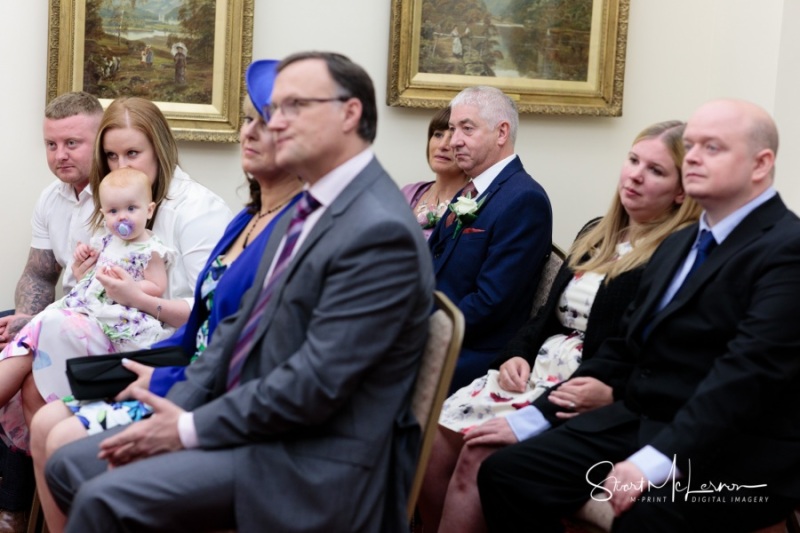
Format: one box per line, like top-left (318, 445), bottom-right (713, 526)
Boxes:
top-left (477, 420), bottom-right (795, 533)
top-left (0, 308), bottom-right (34, 513)
top-left (0, 445), bottom-right (33, 512)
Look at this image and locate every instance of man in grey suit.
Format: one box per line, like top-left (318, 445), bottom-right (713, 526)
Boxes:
top-left (45, 52), bottom-right (435, 533)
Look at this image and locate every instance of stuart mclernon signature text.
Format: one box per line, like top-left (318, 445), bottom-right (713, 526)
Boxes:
top-left (586, 457), bottom-right (769, 504)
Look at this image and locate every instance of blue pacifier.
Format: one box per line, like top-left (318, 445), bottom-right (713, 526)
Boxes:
top-left (115, 221), bottom-right (133, 237)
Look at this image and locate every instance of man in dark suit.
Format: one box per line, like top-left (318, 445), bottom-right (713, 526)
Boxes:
top-left (44, 52), bottom-right (435, 532)
top-left (477, 99), bottom-right (800, 532)
top-left (429, 86), bottom-right (552, 392)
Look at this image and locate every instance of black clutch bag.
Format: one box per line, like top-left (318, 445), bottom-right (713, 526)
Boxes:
top-left (65, 346), bottom-right (190, 400)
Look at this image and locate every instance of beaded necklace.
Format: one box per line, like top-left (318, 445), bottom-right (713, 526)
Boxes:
top-left (242, 195), bottom-right (293, 248)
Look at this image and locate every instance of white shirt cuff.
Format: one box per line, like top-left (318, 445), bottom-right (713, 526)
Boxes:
top-left (627, 445), bottom-right (681, 485)
top-left (178, 411), bottom-right (199, 449)
top-left (504, 405), bottom-right (551, 441)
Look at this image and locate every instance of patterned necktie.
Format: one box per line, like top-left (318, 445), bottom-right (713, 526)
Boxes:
top-left (683, 229), bottom-right (717, 283)
top-left (445, 180), bottom-right (478, 228)
top-left (226, 191), bottom-right (321, 390)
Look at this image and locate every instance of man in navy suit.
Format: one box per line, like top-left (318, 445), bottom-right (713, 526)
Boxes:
top-left (429, 86), bottom-right (552, 392)
top-left (478, 100), bottom-right (800, 532)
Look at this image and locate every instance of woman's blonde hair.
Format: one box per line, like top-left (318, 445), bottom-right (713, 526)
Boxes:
top-left (568, 120), bottom-right (702, 280)
top-left (89, 97), bottom-right (179, 229)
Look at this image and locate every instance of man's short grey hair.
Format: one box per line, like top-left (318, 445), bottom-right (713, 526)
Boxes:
top-left (450, 86), bottom-right (518, 145)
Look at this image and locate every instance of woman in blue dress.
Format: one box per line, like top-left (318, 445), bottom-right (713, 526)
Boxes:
top-left (30, 59), bottom-right (302, 533)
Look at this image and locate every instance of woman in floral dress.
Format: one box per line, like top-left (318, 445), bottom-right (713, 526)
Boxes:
top-left (419, 120), bottom-right (703, 532)
top-left (0, 97), bottom-right (233, 462)
top-left (30, 60), bottom-right (305, 533)
top-left (0, 168), bottom-right (175, 451)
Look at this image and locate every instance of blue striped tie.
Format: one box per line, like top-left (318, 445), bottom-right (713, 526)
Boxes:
top-left (226, 191), bottom-right (321, 390)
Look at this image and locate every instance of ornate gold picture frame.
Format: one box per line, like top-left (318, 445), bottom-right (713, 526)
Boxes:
top-left (387, 0), bottom-right (629, 116)
top-left (47, 0), bottom-right (254, 142)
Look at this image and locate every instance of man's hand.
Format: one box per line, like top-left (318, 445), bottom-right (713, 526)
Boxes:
top-left (549, 377), bottom-right (614, 419)
top-left (462, 417), bottom-right (519, 447)
top-left (98, 388), bottom-right (185, 467)
top-left (497, 356), bottom-right (531, 393)
top-left (0, 314), bottom-right (32, 349)
top-left (114, 359), bottom-right (156, 401)
top-left (603, 460), bottom-right (647, 516)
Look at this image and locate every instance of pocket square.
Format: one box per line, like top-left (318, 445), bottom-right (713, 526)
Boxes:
top-left (462, 227), bottom-right (486, 234)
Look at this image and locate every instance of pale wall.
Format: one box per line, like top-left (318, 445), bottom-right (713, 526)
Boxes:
top-left (1, 1), bottom-right (799, 305)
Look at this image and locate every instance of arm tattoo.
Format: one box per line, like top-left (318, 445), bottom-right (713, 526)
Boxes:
top-left (7, 316), bottom-right (32, 340)
top-left (15, 248), bottom-right (62, 316)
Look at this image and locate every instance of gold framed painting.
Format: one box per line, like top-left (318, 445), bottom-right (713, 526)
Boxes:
top-left (47, 0), bottom-right (254, 142)
top-left (387, 0), bottom-right (629, 116)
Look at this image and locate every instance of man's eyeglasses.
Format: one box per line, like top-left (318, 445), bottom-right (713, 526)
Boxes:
top-left (265, 96), bottom-right (351, 122)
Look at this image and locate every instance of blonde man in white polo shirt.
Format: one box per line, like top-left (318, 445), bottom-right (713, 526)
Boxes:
top-left (0, 91), bottom-right (101, 533)
top-left (0, 92), bottom-right (102, 348)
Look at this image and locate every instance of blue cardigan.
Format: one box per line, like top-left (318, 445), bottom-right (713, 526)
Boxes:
top-left (149, 196), bottom-right (300, 396)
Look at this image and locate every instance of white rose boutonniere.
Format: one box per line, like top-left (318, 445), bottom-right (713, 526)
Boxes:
top-left (448, 191), bottom-right (485, 238)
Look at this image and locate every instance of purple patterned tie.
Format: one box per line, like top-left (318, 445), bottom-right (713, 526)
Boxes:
top-left (226, 191), bottom-right (321, 390)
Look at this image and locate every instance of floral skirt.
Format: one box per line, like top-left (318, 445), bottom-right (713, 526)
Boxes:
top-left (0, 308), bottom-right (164, 452)
top-left (63, 395), bottom-right (153, 436)
top-left (439, 331), bottom-right (584, 433)
top-left (0, 311), bottom-right (113, 451)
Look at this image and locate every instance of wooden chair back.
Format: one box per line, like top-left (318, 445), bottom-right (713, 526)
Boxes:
top-left (531, 243), bottom-right (567, 317)
top-left (407, 291), bottom-right (464, 520)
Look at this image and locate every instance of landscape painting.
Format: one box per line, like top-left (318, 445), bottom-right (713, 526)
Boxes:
top-left (47, 0), bottom-right (254, 142)
top-left (83, 0), bottom-right (215, 104)
top-left (387, 0), bottom-right (629, 116)
top-left (419, 0), bottom-right (592, 81)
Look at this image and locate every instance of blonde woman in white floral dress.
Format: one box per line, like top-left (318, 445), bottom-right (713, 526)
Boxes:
top-left (439, 242), bottom-right (632, 432)
top-left (418, 121), bottom-right (703, 533)
top-left (0, 169), bottom-right (175, 451)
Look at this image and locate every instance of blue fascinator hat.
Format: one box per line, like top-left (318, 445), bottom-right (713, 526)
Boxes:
top-left (246, 59), bottom-right (280, 118)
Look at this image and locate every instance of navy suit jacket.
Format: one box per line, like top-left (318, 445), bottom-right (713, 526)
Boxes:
top-left (428, 156), bottom-right (551, 391)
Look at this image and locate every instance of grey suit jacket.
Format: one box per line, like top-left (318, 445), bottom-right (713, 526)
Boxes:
top-left (168, 157), bottom-right (435, 532)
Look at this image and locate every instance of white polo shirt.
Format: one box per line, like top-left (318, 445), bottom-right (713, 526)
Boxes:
top-left (30, 180), bottom-right (95, 294)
